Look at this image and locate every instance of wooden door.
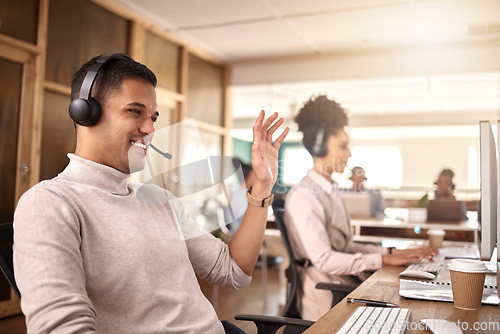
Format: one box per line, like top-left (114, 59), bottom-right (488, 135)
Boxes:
top-left (0, 42), bottom-right (39, 317)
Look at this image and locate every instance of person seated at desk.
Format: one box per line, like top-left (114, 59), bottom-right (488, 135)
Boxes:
top-left (13, 53), bottom-right (289, 333)
top-left (349, 166), bottom-right (386, 219)
top-left (284, 95), bottom-right (438, 321)
top-left (433, 168), bottom-right (467, 220)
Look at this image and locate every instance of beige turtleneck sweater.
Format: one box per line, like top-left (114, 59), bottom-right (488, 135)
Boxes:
top-left (14, 154), bottom-right (250, 333)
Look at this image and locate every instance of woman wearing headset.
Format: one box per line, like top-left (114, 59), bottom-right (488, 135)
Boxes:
top-left (433, 168), bottom-right (468, 220)
top-left (284, 95), bottom-right (438, 321)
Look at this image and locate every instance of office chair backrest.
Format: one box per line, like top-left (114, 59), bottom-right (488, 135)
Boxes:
top-left (0, 223), bottom-right (21, 299)
top-left (272, 205), bottom-right (301, 319)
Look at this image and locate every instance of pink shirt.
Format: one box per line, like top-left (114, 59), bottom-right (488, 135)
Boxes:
top-left (284, 170), bottom-right (386, 276)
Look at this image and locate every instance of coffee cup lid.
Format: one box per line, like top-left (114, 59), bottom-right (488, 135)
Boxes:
top-left (448, 258), bottom-right (487, 273)
top-left (427, 229), bottom-right (445, 236)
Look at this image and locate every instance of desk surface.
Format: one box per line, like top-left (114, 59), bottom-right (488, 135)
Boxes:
top-left (306, 265), bottom-right (499, 333)
top-left (269, 213), bottom-right (480, 232)
top-left (350, 216), bottom-right (480, 243)
top-left (350, 216), bottom-right (479, 231)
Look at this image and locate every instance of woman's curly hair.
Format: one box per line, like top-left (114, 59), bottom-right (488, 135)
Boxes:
top-left (294, 95), bottom-right (348, 156)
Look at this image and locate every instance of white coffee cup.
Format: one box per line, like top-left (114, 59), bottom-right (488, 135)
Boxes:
top-left (427, 229), bottom-right (445, 248)
top-left (448, 259), bottom-right (488, 273)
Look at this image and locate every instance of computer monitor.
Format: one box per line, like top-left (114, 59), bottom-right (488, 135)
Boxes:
top-left (497, 121), bottom-right (500, 298)
top-left (479, 120), bottom-right (497, 261)
top-left (426, 199), bottom-right (463, 222)
top-left (340, 192), bottom-right (372, 218)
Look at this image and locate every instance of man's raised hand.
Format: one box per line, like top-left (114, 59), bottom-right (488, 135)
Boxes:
top-left (250, 111), bottom-right (289, 197)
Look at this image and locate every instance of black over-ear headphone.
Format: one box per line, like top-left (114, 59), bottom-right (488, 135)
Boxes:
top-left (312, 127), bottom-right (328, 157)
top-left (434, 169), bottom-right (456, 190)
top-left (69, 53), bottom-right (133, 126)
top-left (434, 181), bottom-right (455, 190)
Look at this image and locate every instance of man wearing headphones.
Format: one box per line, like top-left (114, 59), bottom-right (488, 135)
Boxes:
top-left (283, 95), bottom-right (437, 321)
top-left (349, 166), bottom-right (386, 219)
top-left (13, 54), bottom-right (289, 333)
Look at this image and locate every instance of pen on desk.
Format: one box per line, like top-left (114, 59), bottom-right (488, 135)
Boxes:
top-left (346, 298), bottom-right (400, 307)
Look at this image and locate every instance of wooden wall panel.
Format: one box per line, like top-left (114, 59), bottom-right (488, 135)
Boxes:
top-left (45, 0), bottom-right (129, 86)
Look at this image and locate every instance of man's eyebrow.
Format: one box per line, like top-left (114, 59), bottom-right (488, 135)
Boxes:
top-left (126, 102), bottom-right (146, 108)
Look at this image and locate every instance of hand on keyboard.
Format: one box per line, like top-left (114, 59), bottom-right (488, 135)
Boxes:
top-left (394, 246), bottom-right (439, 259)
top-left (383, 246), bottom-right (440, 266)
top-left (382, 252), bottom-right (426, 266)
top-left (406, 256), bottom-right (446, 275)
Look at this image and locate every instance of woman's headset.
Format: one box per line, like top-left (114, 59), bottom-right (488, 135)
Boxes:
top-left (312, 127), bottom-right (328, 157)
top-left (434, 169), bottom-right (456, 190)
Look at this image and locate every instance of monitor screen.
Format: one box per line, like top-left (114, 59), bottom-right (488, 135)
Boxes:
top-left (479, 120), bottom-right (497, 260)
top-left (497, 121), bottom-right (500, 297)
top-left (340, 192), bottom-right (372, 218)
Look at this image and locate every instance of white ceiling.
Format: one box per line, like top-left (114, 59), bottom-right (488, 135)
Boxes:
top-left (112, 0), bottom-right (500, 140)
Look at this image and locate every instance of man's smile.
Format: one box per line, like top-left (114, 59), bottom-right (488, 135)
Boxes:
top-left (130, 138), bottom-right (149, 153)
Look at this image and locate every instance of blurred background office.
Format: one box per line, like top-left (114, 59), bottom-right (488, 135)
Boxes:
top-left (434, 168), bottom-right (458, 199)
top-left (1, 0), bottom-right (500, 331)
top-left (431, 168), bottom-right (468, 220)
top-left (349, 166), bottom-right (387, 219)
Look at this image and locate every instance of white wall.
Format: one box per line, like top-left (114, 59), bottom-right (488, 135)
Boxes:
top-left (350, 135), bottom-right (478, 190)
top-left (231, 40), bottom-right (500, 85)
top-left (231, 39), bottom-right (498, 198)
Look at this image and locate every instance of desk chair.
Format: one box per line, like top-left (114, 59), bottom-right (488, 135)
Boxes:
top-left (0, 222), bottom-right (21, 300)
top-left (235, 207), bottom-right (356, 333)
top-left (272, 207), bottom-right (356, 316)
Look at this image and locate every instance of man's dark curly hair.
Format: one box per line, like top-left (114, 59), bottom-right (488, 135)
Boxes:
top-left (71, 55), bottom-right (157, 111)
top-left (294, 95), bottom-right (348, 156)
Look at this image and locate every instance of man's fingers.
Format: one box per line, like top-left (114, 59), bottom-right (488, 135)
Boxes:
top-left (252, 110), bottom-right (265, 133)
top-left (253, 110), bottom-right (288, 148)
top-left (266, 118), bottom-right (284, 142)
top-left (261, 112), bottom-right (279, 140)
top-left (262, 112), bottom-right (279, 129)
top-left (273, 127), bottom-right (290, 149)
top-left (252, 110), bottom-right (265, 145)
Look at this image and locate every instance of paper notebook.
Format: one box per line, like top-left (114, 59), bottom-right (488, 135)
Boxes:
top-left (399, 279), bottom-right (499, 305)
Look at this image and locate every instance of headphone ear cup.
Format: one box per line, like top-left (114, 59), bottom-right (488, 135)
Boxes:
top-left (69, 97), bottom-right (101, 126)
top-left (313, 144), bottom-right (328, 157)
top-left (434, 181), bottom-right (456, 190)
top-left (312, 128), bottom-right (328, 157)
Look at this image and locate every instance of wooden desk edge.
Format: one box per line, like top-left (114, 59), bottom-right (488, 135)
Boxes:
top-left (305, 265), bottom-right (499, 333)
